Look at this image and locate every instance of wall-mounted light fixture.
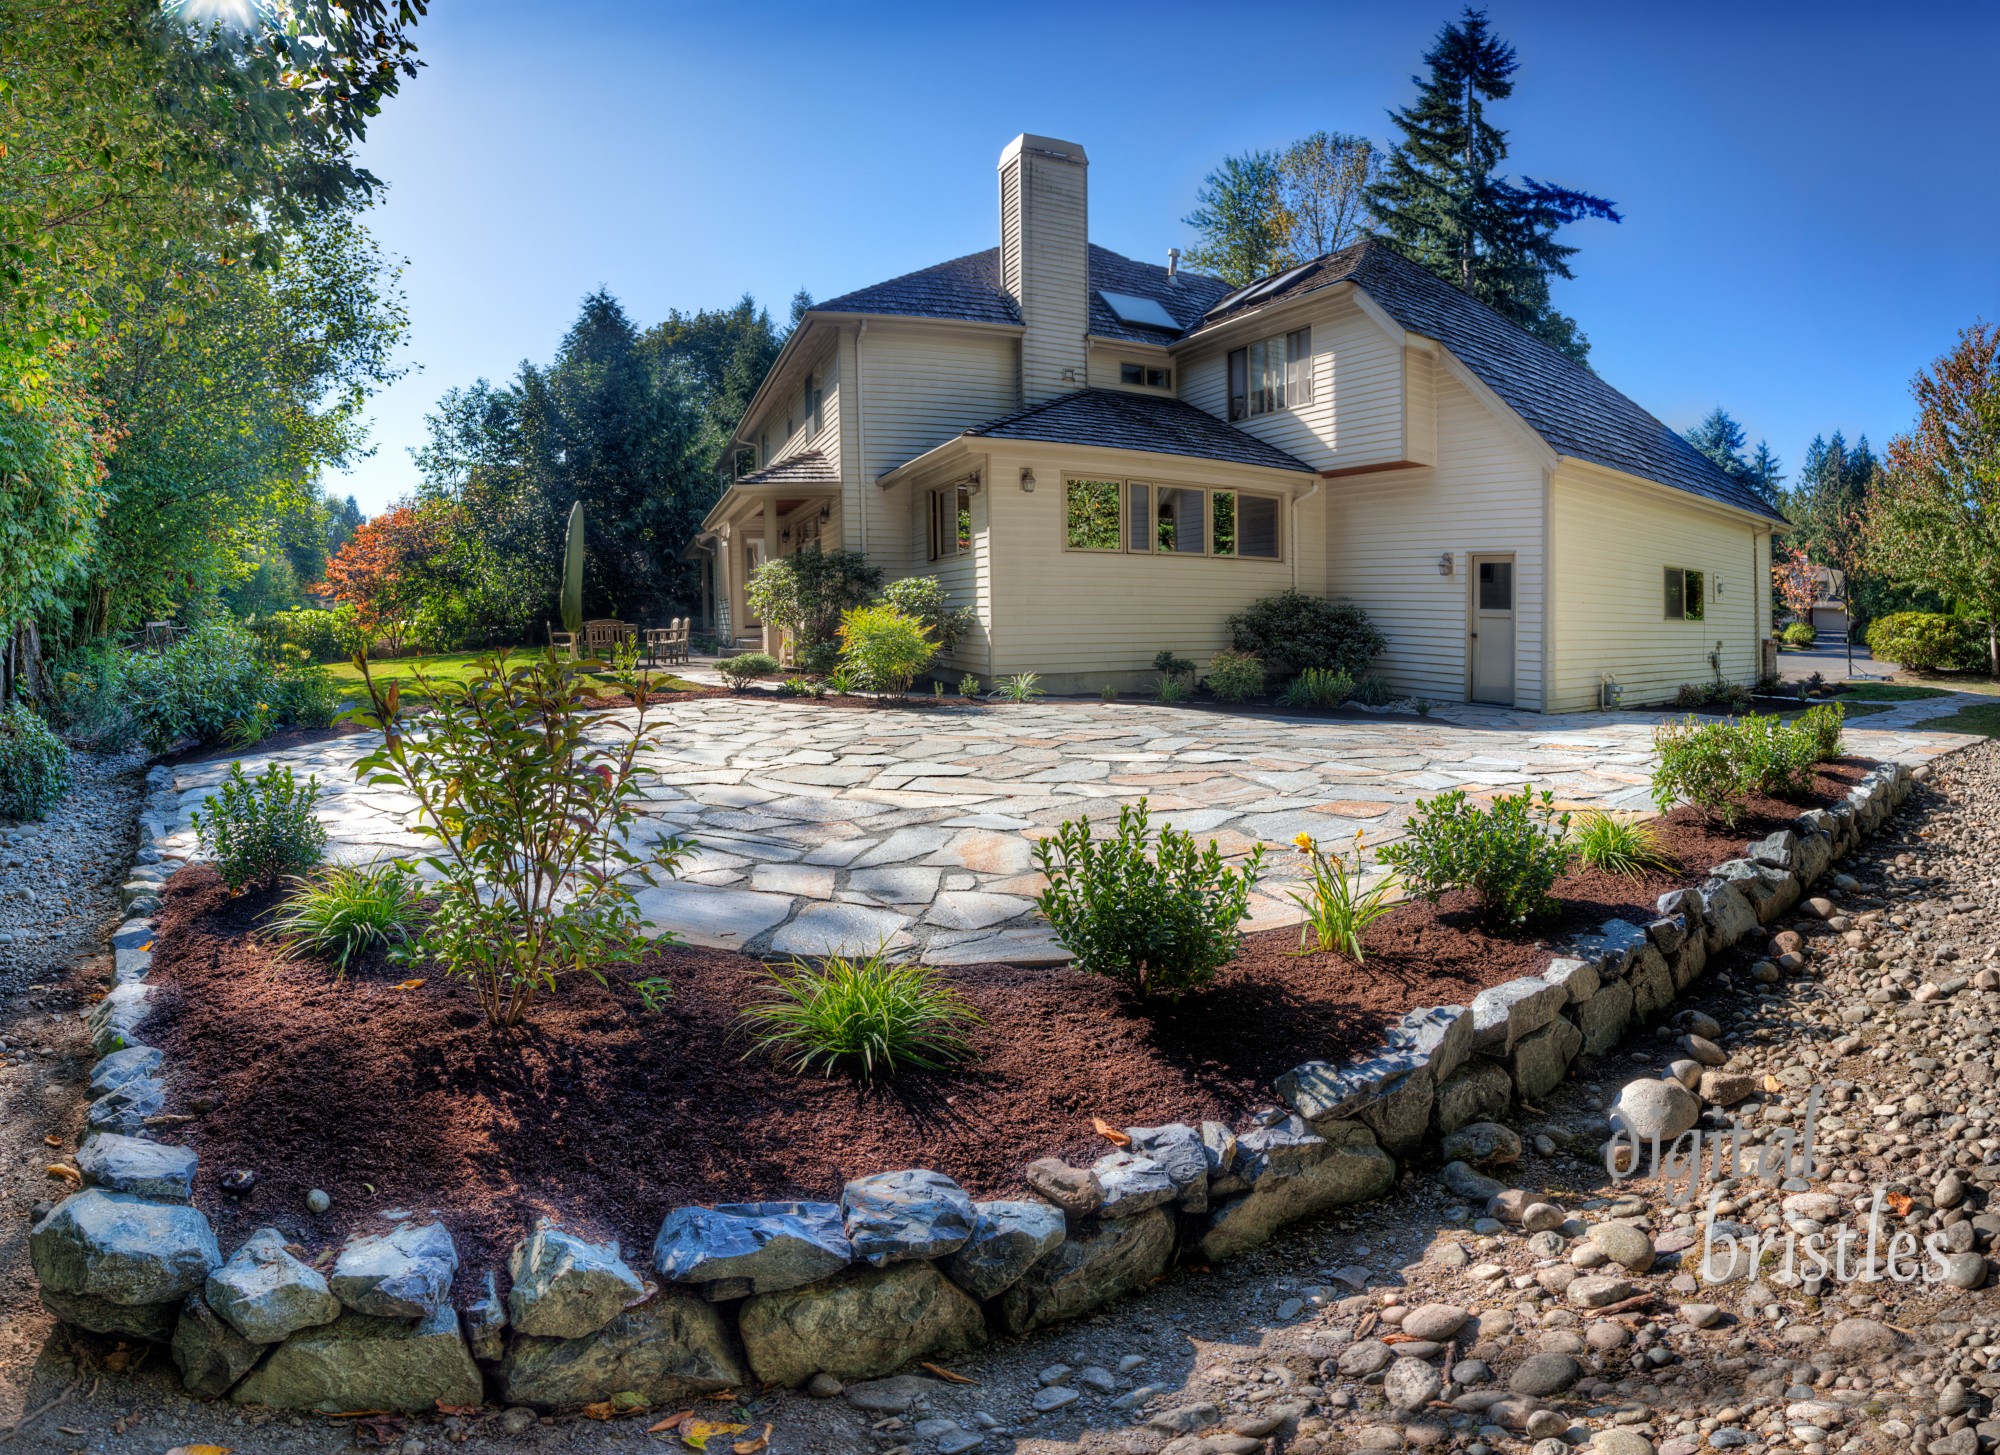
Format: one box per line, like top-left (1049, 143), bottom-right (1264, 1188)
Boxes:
top-left (1714, 575), bottom-right (1725, 596)
top-left (1020, 468), bottom-right (1036, 493)
top-left (818, 502), bottom-right (831, 524)
top-left (1437, 551), bottom-right (1454, 576)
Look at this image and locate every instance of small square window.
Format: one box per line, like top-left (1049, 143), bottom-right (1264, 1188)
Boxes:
top-left (1120, 362), bottom-right (1144, 386)
top-left (1664, 566), bottom-right (1706, 621)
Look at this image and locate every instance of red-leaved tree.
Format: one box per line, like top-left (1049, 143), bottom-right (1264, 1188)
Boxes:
top-left (320, 503), bottom-right (454, 650)
top-left (1772, 545), bottom-right (1819, 624)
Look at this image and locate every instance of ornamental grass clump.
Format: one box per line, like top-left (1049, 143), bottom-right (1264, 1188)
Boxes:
top-left (1286, 830), bottom-right (1398, 961)
top-left (351, 649), bottom-right (692, 1030)
top-left (990, 671), bottom-right (1044, 703)
top-left (1378, 785), bottom-right (1574, 931)
top-left (1034, 799), bottom-right (1265, 1002)
top-left (192, 761), bottom-right (327, 891)
top-left (270, 861), bottom-right (426, 975)
top-left (739, 948), bottom-right (982, 1083)
top-left (1278, 666), bottom-right (1354, 710)
top-left (1569, 811), bottom-right (1672, 879)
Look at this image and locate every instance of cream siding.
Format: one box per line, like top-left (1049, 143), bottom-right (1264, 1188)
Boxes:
top-left (1086, 343), bottom-right (1174, 393)
top-left (1403, 345), bottom-right (1438, 466)
top-left (896, 467), bottom-right (992, 678)
top-left (1548, 462), bottom-right (1769, 712)
top-left (743, 336), bottom-right (842, 473)
top-left (1324, 364), bottom-right (1548, 706)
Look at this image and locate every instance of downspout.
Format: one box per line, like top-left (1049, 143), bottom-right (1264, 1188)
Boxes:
top-left (855, 320), bottom-right (869, 556)
top-left (1291, 477), bottom-right (1323, 593)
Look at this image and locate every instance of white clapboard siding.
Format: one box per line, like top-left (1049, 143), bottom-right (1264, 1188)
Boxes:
top-left (1548, 464), bottom-right (1768, 711)
top-left (1005, 142), bottom-right (1090, 404)
top-left (890, 479), bottom-right (991, 675)
top-left (1324, 365), bottom-right (1547, 706)
top-left (1086, 343), bottom-right (1174, 393)
top-left (743, 336), bottom-right (842, 475)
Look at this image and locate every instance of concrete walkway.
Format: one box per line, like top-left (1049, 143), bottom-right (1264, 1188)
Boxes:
top-left (159, 693), bottom-right (1972, 966)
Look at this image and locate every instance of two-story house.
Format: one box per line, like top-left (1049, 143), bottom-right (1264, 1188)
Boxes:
top-left (691, 133), bottom-right (1784, 712)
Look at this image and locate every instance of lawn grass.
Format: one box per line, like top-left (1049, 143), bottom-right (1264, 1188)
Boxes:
top-left (1913, 701), bottom-right (2000, 738)
top-left (1832, 682), bottom-right (1951, 702)
top-left (325, 651), bottom-right (699, 704)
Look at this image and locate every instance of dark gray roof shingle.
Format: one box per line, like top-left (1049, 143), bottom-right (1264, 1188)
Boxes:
top-left (962, 389), bottom-right (1315, 474)
top-left (736, 449), bottom-right (839, 486)
top-left (815, 250), bottom-right (1021, 326)
top-left (1200, 240), bottom-right (1785, 522)
top-left (1086, 245), bottom-right (1233, 344)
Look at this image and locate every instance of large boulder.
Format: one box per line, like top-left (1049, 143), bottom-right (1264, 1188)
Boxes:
top-left (496, 1290), bottom-right (746, 1408)
top-left (840, 1170), bottom-right (975, 1266)
top-left (330, 1220), bottom-right (457, 1318)
top-left (1611, 1078), bottom-right (1700, 1145)
top-left (506, 1223), bottom-right (645, 1339)
top-left (206, 1228), bottom-right (340, 1344)
top-left (737, 1260), bottom-right (985, 1387)
top-left (1433, 1063), bottom-right (1513, 1134)
top-left (232, 1305), bottom-right (482, 1413)
top-left (941, 1201), bottom-right (1065, 1301)
top-left (1089, 1152), bottom-right (1177, 1218)
top-left (654, 1201), bottom-right (851, 1296)
top-left (172, 1293), bottom-right (262, 1399)
top-left (41, 1286), bottom-right (178, 1342)
top-left (31, 1189), bottom-right (219, 1308)
top-left (995, 1208), bottom-right (1174, 1336)
top-left (1470, 977), bottom-right (1567, 1053)
top-left (75, 1133), bottom-right (195, 1203)
top-left (1509, 1016), bottom-right (1582, 1101)
top-left (1577, 979), bottom-right (1635, 1056)
top-left (1198, 1122), bottom-right (1395, 1263)
top-left (1123, 1124), bottom-right (1209, 1212)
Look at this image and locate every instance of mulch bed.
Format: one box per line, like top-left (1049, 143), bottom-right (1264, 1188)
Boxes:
top-left (141, 759), bottom-right (1875, 1277)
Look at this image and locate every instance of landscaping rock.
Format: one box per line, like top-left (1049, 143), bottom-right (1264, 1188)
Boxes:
top-left (1023, 1159), bottom-right (1103, 1217)
top-left (86, 981), bottom-right (151, 1057)
top-left (1577, 979), bottom-right (1635, 1056)
top-left (206, 1228), bottom-right (339, 1344)
top-left (1231, 1112), bottom-right (1327, 1182)
top-left (85, 1075), bottom-right (165, 1135)
top-left (1611, 1078), bottom-right (1699, 1144)
top-left (40, 1286), bottom-right (178, 1342)
top-left (172, 1292), bottom-right (261, 1399)
top-left (87, 1044), bottom-right (162, 1098)
top-left (232, 1305), bottom-right (482, 1412)
top-left (505, 1222), bottom-right (646, 1339)
top-left (1508, 1015), bottom-right (1582, 1100)
top-left (1352, 1069), bottom-right (1436, 1157)
top-left (1440, 1122), bottom-right (1522, 1167)
top-left (653, 1201), bottom-right (852, 1294)
top-left (841, 1169), bottom-right (976, 1266)
top-left (1433, 1062), bottom-right (1513, 1133)
top-left (1090, 1151), bottom-right (1178, 1218)
top-left (1698, 880), bottom-right (1759, 950)
top-left (1699, 1070), bottom-right (1757, 1107)
top-left (496, 1289), bottom-right (746, 1407)
top-left (329, 1220), bottom-right (457, 1319)
top-left (1385, 1004), bottom-right (1473, 1081)
top-left (1400, 1302), bottom-right (1470, 1340)
top-left (996, 1208), bottom-right (1175, 1335)
top-left (463, 1269), bottom-right (506, 1362)
top-left (74, 1133), bottom-right (195, 1202)
top-left (1586, 1222), bottom-right (1656, 1273)
top-left (942, 1200), bottom-right (1065, 1301)
top-left (1198, 1122), bottom-right (1395, 1263)
top-left (1627, 946), bottom-right (1675, 1019)
top-left (1470, 976), bottom-right (1568, 1052)
top-left (31, 1189), bottom-right (219, 1308)
top-left (738, 1260), bottom-right (985, 1386)
top-left (1509, 1351), bottom-right (1581, 1396)
top-left (1124, 1123), bottom-right (1210, 1211)
top-left (1385, 1356), bottom-right (1443, 1411)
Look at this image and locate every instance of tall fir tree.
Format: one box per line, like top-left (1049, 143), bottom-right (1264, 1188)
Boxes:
top-left (1367, 7), bottom-right (1619, 363)
top-left (1682, 407), bottom-right (1783, 505)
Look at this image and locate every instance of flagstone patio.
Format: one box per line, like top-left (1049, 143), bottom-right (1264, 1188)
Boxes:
top-left (157, 693), bottom-right (1973, 966)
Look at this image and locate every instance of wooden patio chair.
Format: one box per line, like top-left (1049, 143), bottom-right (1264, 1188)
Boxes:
top-left (581, 618), bottom-right (633, 658)
top-left (546, 621), bottom-right (578, 658)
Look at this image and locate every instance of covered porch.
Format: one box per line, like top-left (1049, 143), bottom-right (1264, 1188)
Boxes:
top-left (692, 451), bottom-right (842, 656)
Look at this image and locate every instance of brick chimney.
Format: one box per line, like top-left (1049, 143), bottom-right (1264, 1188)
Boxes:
top-left (998, 134), bottom-right (1089, 406)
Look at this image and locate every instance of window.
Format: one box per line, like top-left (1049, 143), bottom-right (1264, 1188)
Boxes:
top-left (1064, 478), bottom-right (1283, 560)
top-left (1237, 493), bottom-right (1280, 559)
top-left (1479, 560), bottom-right (1514, 610)
top-left (1211, 491), bottom-right (1236, 557)
top-left (1227, 328), bottom-right (1312, 420)
top-left (1065, 478), bottom-right (1122, 551)
top-left (1664, 566), bottom-right (1706, 621)
top-left (805, 372), bottom-right (824, 435)
top-left (1127, 483), bottom-right (1152, 552)
top-left (1118, 362), bottom-right (1171, 389)
top-left (929, 484), bottom-right (973, 560)
top-left (1156, 486), bottom-right (1205, 554)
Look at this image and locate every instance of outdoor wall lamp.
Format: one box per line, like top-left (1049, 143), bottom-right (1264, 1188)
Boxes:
top-left (1437, 552), bottom-right (1454, 576)
top-left (818, 502), bottom-right (831, 524)
top-left (1020, 468), bottom-right (1036, 492)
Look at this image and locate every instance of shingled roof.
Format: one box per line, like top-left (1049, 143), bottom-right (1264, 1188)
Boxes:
top-left (1200, 240), bottom-right (1786, 523)
top-left (735, 449), bottom-right (839, 486)
top-left (960, 389), bottom-right (1315, 474)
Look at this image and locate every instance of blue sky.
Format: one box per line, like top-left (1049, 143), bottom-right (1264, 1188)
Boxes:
top-left (338, 0), bottom-right (1999, 513)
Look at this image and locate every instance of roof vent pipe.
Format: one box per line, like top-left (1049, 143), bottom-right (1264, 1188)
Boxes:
top-left (1166, 247), bottom-right (1180, 279)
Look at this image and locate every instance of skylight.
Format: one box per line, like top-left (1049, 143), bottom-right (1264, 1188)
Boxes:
top-left (1097, 290), bottom-right (1180, 331)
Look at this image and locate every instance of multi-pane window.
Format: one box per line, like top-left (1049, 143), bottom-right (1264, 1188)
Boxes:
top-left (1227, 328), bottom-right (1312, 421)
top-left (1064, 478), bottom-right (1281, 560)
top-left (1664, 566), bottom-right (1706, 621)
top-left (805, 372), bottom-right (824, 435)
top-left (1119, 362), bottom-right (1172, 388)
top-left (929, 484), bottom-right (973, 560)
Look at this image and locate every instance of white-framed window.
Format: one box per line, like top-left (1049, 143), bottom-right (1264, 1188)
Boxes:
top-left (1064, 477), bottom-right (1282, 560)
top-left (1118, 362), bottom-right (1171, 389)
top-left (929, 483), bottom-right (973, 560)
top-left (1664, 566), bottom-right (1706, 621)
top-left (1227, 327), bottom-right (1312, 421)
top-left (805, 371), bottom-right (824, 435)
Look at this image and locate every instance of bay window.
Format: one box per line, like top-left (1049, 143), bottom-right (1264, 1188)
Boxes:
top-left (1064, 477), bottom-right (1283, 560)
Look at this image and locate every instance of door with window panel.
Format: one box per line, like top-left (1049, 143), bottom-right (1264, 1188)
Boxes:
top-left (1469, 556), bottom-right (1516, 705)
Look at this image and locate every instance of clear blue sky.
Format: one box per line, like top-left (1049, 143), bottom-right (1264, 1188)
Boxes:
top-left (337, 0), bottom-right (1999, 513)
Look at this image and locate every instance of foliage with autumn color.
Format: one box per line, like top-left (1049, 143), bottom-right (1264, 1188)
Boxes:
top-left (1772, 545), bottom-right (1819, 624)
top-left (321, 503), bottom-right (458, 646)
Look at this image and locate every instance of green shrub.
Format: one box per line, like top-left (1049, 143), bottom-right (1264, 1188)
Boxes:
top-left (0, 705), bottom-right (70, 821)
top-left (717, 652), bottom-right (781, 690)
top-left (1285, 829), bottom-right (1398, 961)
top-left (1226, 591), bottom-right (1385, 681)
top-left (43, 643), bottom-right (132, 747)
top-left (351, 649), bottom-right (692, 1029)
top-left (990, 671), bottom-right (1044, 703)
top-left (745, 546), bottom-right (883, 663)
top-left (739, 948), bottom-right (983, 1082)
top-left (1152, 649), bottom-right (1195, 680)
top-left (1204, 650), bottom-right (1265, 703)
top-left (1672, 680), bottom-right (1752, 714)
top-left (1866, 612), bottom-right (1986, 673)
top-left (1278, 666), bottom-right (1353, 709)
top-left (1033, 799), bottom-right (1266, 1001)
top-left (827, 663), bottom-right (863, 695)
top-left (260, 606), bottom-right (363, 663)
top-left (270, 861), bottom-right (425, 974)
top-left (958, 673), bottom-right (979, 698)
top-left (126, 621), bottom-right (274, 752)
top-left (837, 605), bottom-right (935, 696)
top-left (269, 663), bottom-right (344, 729)
top-left (1650, 716), bottom-right (1751, 825)
top-left (1156, 674), bottom-right (1191, 704)
top-left (1781, 621), bottom-right (1817, 647)
top-left (1379, 786), bottom-right (1574, 931)
top-left (1799, 701), bottom-right (1845, 761)
top-left (879, 576), bottom-right (975, 663)
top-left (193, 762), bottom-right (328, 891)
top-left (777, 675), bottom-right (827, 699)
top-left (1734, 712), bottom-right (1818, 799)
top-left (1352, 673), bottom-right (1394, 707)
top-left (1569, 811), bottom-right (1671, 878)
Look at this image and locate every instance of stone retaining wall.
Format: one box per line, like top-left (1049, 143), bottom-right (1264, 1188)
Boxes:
top-left (29, 760), bottom-right (1920, 1413)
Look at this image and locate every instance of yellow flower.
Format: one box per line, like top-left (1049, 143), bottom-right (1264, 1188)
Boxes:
top-left (1293, 832), bottom-right (1316, 854)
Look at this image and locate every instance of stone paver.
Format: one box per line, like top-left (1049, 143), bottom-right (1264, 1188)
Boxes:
top-left (161, 694), bottom-right (1968, 963)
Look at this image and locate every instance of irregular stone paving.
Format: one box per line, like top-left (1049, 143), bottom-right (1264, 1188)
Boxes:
top-left (158, 694), bottom-right (1972, 965)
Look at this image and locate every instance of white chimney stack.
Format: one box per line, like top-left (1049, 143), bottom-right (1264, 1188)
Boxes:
top-left (1167, 247), bottom-right (1180, 278)
top-left (998, 134), bottom-right (1089, 406)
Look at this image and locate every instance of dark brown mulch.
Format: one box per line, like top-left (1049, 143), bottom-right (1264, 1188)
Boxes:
top-left (168, 722), bottom-right (375, 766)
top-left (141, 759), bottom-right (1876, 1277)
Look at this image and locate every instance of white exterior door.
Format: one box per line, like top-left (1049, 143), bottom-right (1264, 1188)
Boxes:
top-left (1470, 555), bottom-right (1516, 706)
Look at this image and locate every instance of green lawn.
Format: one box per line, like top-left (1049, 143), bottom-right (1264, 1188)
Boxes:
top-left (326, 651), bottom-right (699, 704)
top-left (1832, 682), bottom-right (1951, 702)
top-left (1912, 700), bottom-right (2000, 738)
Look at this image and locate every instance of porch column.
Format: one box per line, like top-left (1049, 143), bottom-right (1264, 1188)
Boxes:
top-left (717, 529), bottom-right (737, 648)
top-left (762, 503), bottom-right (781, 657)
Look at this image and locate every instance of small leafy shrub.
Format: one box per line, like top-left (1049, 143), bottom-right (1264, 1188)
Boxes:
top-left (1781, 621), bottom-right (1817, 647)
top-left (1569, 812), bottom-right (1671, 878)
top-left (352, 649), bottom-right (692, 1029)
top-left (1672, 680), bottom-right (1752, 714)
top-left (1286, 830), bottom-right (1398, 961)
top-left (838, 605), bottom-right (935, 696)
top-left (44, 643), bottom-right (132, 746)
top-left (270, 861), bottom-right (425, 974)
top-left (739, 949), bottom-right (983, 1083)
top-left (1226, 591), bottom-right (1385, 680)
top-left (796, 641), bottom-right (841, 676)
top-left (0, 705), bottom-right (70, 821)
top-left (1799, 701), bottom-right (1845, 761)
top-left (1734, 712), bottom-right (1818, 799)
top-left (1278, 666), bottom-right (1353, 710)
top-left (192, 762), bottom-right (328, 891)
top-left (1866, 611), bottom-right (1986, 673)
top-left (1156, 674), bottom-right (1191, 704)
top-left (269, 662), bottom-right (344, 728)
top-left (1033, 799), bottom-right (1266, 1001)
top-left (1100, 683), bottom-right (1118, 701)
top-left (827, 663), bottom-right (864, 695)
top-left (717, 652), bottom-right (781, 690)
top-left (1414, 697), bottom-right (1433, 717)
top-left (745, 545), bottom-right (884, 664)
top-left (1152, 649), bottom-right (1195, 681)
top-left (1204, 650), bottom-right (1265, 703)
top-left (126, 621), bottom-right (274, 752)
top-left (1351, 673), bottom-right (1394, 707)
top-left (777, 675), bottom-right (827, 699)
top-left (1651, 716), bottom-right (1751, 825)
top-left (958, 673), bottom-right (979, 698)
top-left (991, 672), bottom-right (1044, 703)
top-left (1379, 786), bottom-right (1574, 931)
top-left (879, 576), bottom-right (975, 664)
